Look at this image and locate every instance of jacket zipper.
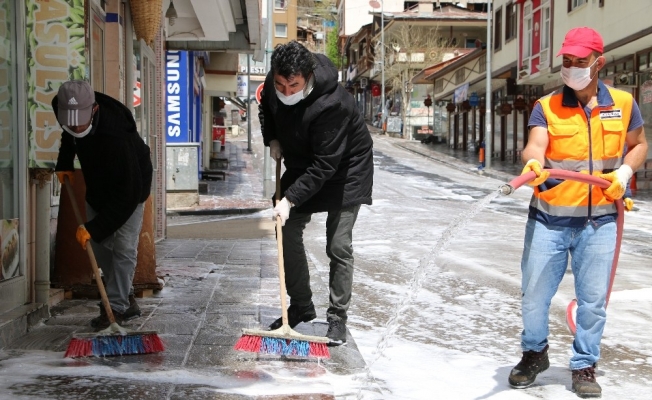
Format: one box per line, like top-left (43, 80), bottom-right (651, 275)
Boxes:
top-left (586, 106), bottom-right (594, 225)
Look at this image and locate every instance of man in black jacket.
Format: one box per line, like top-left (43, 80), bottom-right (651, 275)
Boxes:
top-left (53, 80), bottom-right (153, 330)
top-left (261, 41), bottom-right (374, 345)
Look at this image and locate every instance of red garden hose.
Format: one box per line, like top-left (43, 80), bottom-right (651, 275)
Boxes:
top-left (500, 170), bottom-right (624, 335)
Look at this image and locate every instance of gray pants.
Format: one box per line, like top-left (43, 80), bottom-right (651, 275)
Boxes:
top-left (86, 202), bottom-right (144, 313)
top-left (282, 205), bottom-right (360, 323)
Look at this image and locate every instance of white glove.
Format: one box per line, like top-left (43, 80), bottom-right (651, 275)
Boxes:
top-left (270, 139), bottom-right (283, 160)
top-left (273, 197), bottom-right (293, 226)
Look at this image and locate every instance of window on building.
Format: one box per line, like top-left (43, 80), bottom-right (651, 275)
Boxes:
top-left (455, 68), bottom-right (465, 84)
top-left (435, 79), bottom-right (443, 93)
top-left (275, 0), bottom-right (287, 10)
top-left (523, 10), bottom-right (532, 59)
top-left (494, 7), bottom-right (502, 51)
top-left (541, 6), bottom-right (550, 51)
top-left (275, 24), bottom-right (287, 38)
top-left (404, 1), bottom-right (418, 11)
top-left (505, 3), bottom-right (517, 42)
top-left (568, 0), bottom-right (586, 12)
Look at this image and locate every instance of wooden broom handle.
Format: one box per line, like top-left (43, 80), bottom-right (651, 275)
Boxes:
top-left (64, 175), bottom-right (117, 325)
top-left (275, 161), bottom-right (289, 326)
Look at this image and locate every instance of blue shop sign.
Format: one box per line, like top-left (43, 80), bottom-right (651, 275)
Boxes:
top-left (469, 92), bottom-right (479, 107)
top-left (166, 51), bottom-right (189, 143)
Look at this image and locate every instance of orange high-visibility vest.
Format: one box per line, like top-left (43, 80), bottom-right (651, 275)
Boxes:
top-left (532, 85), bottom-right (633, 222)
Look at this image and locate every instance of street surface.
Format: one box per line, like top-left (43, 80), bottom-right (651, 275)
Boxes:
top-left (1, 133), bottom-right (651, 399)
top-left (300, 136), bottom-right (652, 399)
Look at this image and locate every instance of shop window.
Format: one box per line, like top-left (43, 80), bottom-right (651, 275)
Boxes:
top-left (91, 8), bottom-right (105, 92)
top-left (0, 0), bottom-right (17, 221)
top-left (625, 59), bottom-right (634, 73)
top-left (0, 0), bottom-right (19, 285)
top-left (639, 53), bottom-right (649, 71)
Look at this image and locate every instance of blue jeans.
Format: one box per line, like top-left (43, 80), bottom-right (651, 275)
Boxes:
top-left (520, 218), bottom-right (616, 370)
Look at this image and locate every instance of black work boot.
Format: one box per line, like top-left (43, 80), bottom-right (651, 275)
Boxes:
top-left (268, 302), bottom-right (317, 330)
top-left (572, 366), bottom-right (602, 398)
top-left (123, 294), bottom-right (141, 321)
top-left (91, 307), bottom-right (125, 331)
top-left (326, 318), bottom-right (347, 346)
top-left (508, 345), bottom-right (550, 388)
top-left (91, 295), bottom-right (140, 327)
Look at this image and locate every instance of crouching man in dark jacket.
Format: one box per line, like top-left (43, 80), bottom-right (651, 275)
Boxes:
top-left (53, 80), bottom-right (153, 330)
top-left (261, 41), bottom-right (374, 346)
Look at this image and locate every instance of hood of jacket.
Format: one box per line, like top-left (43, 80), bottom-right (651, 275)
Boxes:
top-left (304, 53), bottom-right (339, 101)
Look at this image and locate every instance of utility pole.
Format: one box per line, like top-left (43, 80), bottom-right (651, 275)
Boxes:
top-left (369, 0), bottom-right (385, 132)
top-left (485, 0), bottom-right (493, 169)
top-left (263, 0), bottom-right (273, 197)
top-left (247, 55), bottom-right (252, 151)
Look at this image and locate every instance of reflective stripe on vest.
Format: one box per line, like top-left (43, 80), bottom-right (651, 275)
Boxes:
top-left (534, 86), bottom-right (633, 219)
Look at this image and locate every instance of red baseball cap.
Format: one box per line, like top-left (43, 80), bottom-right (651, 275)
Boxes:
top-left (557, 27), bottom-right (604, 58)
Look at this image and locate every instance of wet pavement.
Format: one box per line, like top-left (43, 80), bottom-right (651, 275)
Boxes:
top-left (2, 120), bottom-right (652, 399)
top-left (0, 235), bottom-right (369, 399)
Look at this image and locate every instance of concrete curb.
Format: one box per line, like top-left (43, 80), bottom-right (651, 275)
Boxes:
top-left (166, 207), bottom-right (267, 217)
top-left (394, 142), bottom-right (517, 183)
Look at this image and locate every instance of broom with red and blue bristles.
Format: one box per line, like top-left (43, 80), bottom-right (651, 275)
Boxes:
top-left (234, 162), bottom-right (330, 359)
top-left (62, 176), bottom-right (164, 358)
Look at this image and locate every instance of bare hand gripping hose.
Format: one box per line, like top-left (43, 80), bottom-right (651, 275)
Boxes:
top-left (499, 170), bottom-right (624, 335)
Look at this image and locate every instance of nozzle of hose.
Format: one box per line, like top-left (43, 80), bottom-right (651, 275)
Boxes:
top-left (498, 184), bottom-right (514, 196)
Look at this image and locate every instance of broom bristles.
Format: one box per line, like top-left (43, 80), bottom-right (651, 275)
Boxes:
top-left (65, 333), bottom-right (164, 358)
top-left (234, 334), bottom-right (330, 358)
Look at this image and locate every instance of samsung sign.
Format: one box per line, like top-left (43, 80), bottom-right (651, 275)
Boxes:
top-left (166, 51), bottom-right (189, 143)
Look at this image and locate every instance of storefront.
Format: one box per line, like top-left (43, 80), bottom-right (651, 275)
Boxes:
top-left (0, 0), bottom-right (27, 315)
top-left (165, 50), bottom-right (207, 208)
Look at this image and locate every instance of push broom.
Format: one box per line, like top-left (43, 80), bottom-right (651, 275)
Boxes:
top-left (62, 175), bottom-right (164, 358)
top-left (234, 161), bottom-right (330, 358)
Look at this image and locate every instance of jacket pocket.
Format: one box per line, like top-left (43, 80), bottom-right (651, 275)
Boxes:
top-left (601, 120), bottom-right (625, 157)
top-left (548, 124), bottom-right (583, 158)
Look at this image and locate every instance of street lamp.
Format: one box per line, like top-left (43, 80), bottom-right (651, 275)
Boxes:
top-left (369, 0), bottom-right (384, 132)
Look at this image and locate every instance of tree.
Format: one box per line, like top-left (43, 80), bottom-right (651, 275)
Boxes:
top-left (326, 23), bottom-right (342, 68)
top-left (372, 22), bottom-right (448, 137)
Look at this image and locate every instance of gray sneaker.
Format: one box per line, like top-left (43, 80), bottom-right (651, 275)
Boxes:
top-left (572, 367), bottom-right (601, 398)
top-left (326, 318), bottom-right (347, 346)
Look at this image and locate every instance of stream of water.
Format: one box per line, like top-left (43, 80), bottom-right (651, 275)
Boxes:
top-left (356, 190), bottom-right (501, 399)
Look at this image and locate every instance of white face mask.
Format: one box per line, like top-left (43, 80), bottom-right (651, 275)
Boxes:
top-left (560, 58), bottom-right (599, 91)
top-left (63, 123), bottom-right (93, 138)
top-left (276, 89), bottom-right (304, 106)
